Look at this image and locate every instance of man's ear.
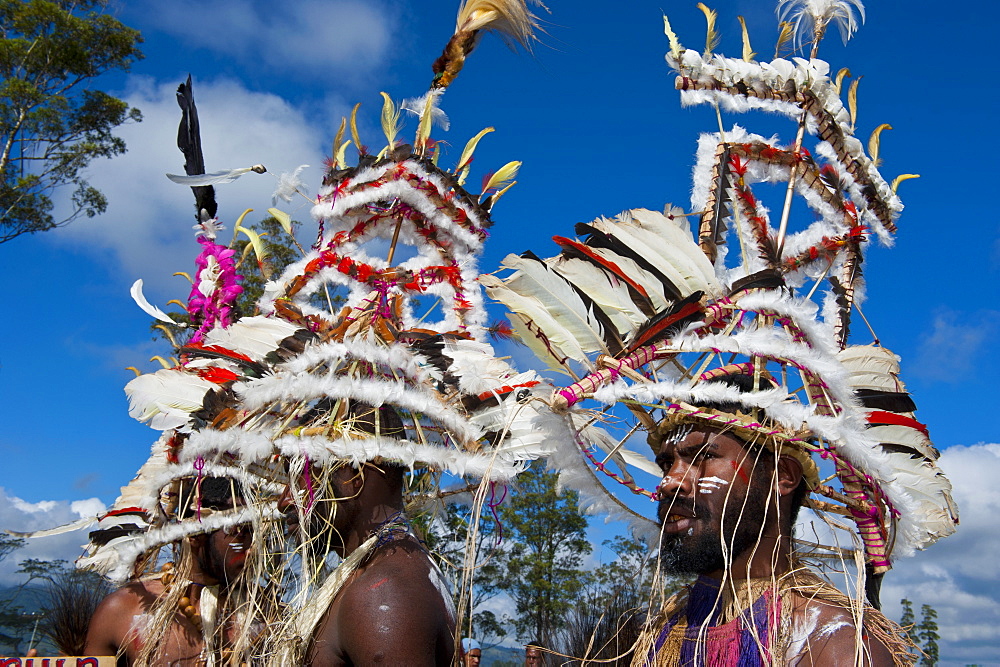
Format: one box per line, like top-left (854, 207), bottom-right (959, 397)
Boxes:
top-left (776, 455), bottom-right (803, 497)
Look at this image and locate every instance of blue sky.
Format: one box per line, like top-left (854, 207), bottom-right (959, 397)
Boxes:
top-left (1, 0), bottom-right (999, 663)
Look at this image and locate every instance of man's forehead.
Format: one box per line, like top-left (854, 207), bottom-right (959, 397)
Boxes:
top-left (656, 423), bottom-right (747, 455)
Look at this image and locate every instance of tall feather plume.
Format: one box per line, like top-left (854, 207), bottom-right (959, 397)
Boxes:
top-left (350, 103), bottom-right (364, 156)
top-left (455, 127), bottom-right (495, 185)
top-left (867, 123), bottom-right (892, 167)
top-left (738, 16), bottom-right (756, 62)
top-left (431, 0), bottom-right (544, 90)
top-left (332, 118), bottom-right (347, 169)
top-left (847, 76), bottom-right (861, 130)
top-left (663, 14), bottom-right (684, 60)
top-left (776, 0), bottom-right (866, 54)
top-left (774, 21), bottom-right (794, 58)
top-left (696, 3), bottom-right (721, 56)
top-left (379, 92), bottom-right (402, 151)
top-left (236, 222), bottom-right (272, 280)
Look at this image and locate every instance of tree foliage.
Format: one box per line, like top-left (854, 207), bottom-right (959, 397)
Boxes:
top-left (495, 462), bottom-right (592, 648)
top-left (917, 604), bottom-right (940, 666)
top-left (0, 0), bottom-right (143, 243)
top-left (0, 534), bottom-right (33, 655)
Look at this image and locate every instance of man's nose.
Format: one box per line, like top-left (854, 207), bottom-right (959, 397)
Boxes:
top-left (656, 460), bottom-right (694, 499)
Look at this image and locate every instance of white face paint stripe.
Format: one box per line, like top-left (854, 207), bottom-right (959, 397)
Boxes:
top-left (696, 476), bottom-right (730, 493)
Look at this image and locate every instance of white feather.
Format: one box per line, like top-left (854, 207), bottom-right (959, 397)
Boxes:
top-left (130, 279), bottom-right (182, 325)
top-left (203, 316), bottom-right (302, 361)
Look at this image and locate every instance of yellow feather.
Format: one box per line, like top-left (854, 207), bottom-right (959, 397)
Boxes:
top-left (350, 102), bottom-right (363, 156)
top-left (150, 356), bottom-right (172, 369)
top-left (415, 93), bottom-right (436, 155)
top-left (455, 0), bottom-right (540, 48)
top-left (166, 299), bottom-right (187, 309)
top-left (834, 68), bottom-right (852, 96)
top-left (482, 160), bottom-right (520, 195)
top-left (430, 140), bottom-right (443, 166)
top-left (379, 92), bottom-right (401, 150)
top-left (336, 140), bottom-right (352, 169)
top-left (456, 127), bottom-right (495, 185)
top-left (662, 14), bottom-right (684, 60)
top-left (868, 123), bottom-right (892, 166)
top-left (774, 21), bottom-right (793, 58)
top-left (489, 179), bottom-right (517, 206)
top-left (332, 118), bottom-right (347, 168)
top-left (173, 271), bottom-right (193, 284)
top-left (847, 77), bottom-right (862, 130)
top-left (236, 223), bottom-right (272, 279)
top-left (738, 16), bottom-right (756, 62)
top-left (125, 366), bottom-right (141, 377)
top-left (697, 3), bottom-right (720, 56)
top-left (153, 324), bottom-right (179, 348)
top-left (268, 207), bottom-right (293, 236)
top-left (891, 174), bottom-right (920, 194)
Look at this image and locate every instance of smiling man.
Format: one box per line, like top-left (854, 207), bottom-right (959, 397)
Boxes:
top-left (633, 405), bottom-right (915, 666)
top-left (84, 476), bottom-right (254, 666)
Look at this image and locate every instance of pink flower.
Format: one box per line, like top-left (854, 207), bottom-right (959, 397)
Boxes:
top-left (188, 236), bottom-right (243, 341)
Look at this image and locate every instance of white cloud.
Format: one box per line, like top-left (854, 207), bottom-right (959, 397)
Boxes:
top-left (0, 488), bottom-right (105, 586)
top-left (130, 0), bottom-right (396, 81)
top-left (915, 310), bottom-right (1000, 382)
top-left (53, 75), bottom-right (330, 300)
top-left (879, 444), bottom-right (1000, 664)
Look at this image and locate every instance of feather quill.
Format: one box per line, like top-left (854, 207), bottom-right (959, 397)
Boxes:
top-left (131, 279), bottom-right (182, 325)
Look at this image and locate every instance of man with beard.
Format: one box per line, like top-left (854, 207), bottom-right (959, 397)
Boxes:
top-left (633, 417), bottom-right (912, 666)
top-left (84, 476), bottom-right (254, 666)
top-left (274, 402), bottom-right (456, 666)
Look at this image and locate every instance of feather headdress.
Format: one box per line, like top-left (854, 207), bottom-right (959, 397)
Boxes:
top-left (489, 5), bottom-right (954, 601)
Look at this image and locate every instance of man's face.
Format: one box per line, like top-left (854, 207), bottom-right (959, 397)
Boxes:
top-left (654, 425), bottom-right (772, 576)
top-left (205, 521), bottom-right (253, 584)
top-left (525, 646), bottom-right (543, 666)
top-left (463, 648), bottom-right (481, 666)
top-left (193, 491), bottom-right (252, 585)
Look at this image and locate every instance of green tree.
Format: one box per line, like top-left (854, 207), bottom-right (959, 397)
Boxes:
top-left (0, 0), bottom-right (143, 243)
top-left (917, 604), bottom-right (940, 666)
top-left (0, 535), bottom-right (34, 655)
top-left (496, 462), bottom-right (592, 649)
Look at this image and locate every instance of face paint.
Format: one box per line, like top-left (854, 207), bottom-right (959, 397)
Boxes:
top-left (696, 476), bottom-right (730, 494)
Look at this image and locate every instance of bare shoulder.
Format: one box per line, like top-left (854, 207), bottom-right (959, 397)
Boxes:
top-left (85, 581), bottom-right (159, 656)
top-left (786, 594), bottom-right (898, 667)
top-left (335, 540), bottom-right (455, 665)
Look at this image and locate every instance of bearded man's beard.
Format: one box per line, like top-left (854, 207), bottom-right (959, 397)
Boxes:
top-left (659, 479), bottom-right (770, 575)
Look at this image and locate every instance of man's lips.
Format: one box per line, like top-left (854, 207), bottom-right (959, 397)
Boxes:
top-left (658, 500), bottom-right (699, 534)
